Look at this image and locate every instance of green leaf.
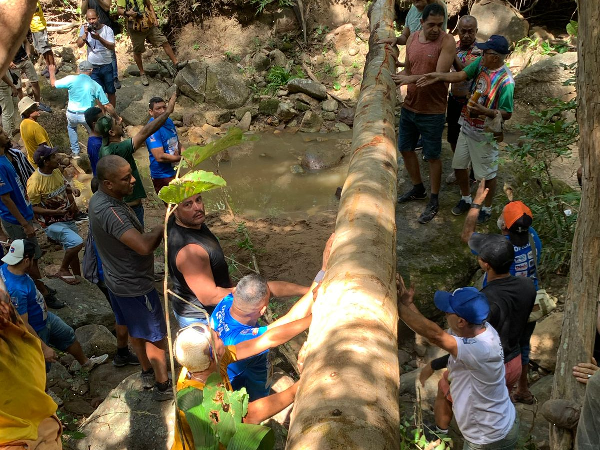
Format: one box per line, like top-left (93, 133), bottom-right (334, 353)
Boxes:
top-left (182, 127), bottom-right (247, 168)
top-left (216, 408), bottom-right (237, 446)
top-left (227, 423), bottom-right (275, 450)
top-left (65, 431), bottom-right (86, 439)
top-left (177, 386), bottom-right (205, 412)
top-left (566, 20), bottom-right (578, 37)
top-left (158, 171), bottom-right (226, 204)
top-left (185, 404), bottom-right (219, 450)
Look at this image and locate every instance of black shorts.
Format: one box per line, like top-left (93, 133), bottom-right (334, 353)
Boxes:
top-left (446, 95), bottom-right (467, 147)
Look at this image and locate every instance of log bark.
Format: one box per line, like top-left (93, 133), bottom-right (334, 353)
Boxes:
top-left (285, 1), bottom-right (400, 449)
top-left (550, 1), bottom-right (600, 449)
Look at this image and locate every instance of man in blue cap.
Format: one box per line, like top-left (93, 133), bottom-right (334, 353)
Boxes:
top-left (415, 34), bottom-right (515, 223)
top-left (397, 277), bottom-right (519, 448)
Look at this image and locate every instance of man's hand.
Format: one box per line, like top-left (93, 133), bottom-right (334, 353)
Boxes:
top-left (416, 73), bottom-right (440, 87)
top-left (23, 222), bottom-right (35, 238)
top-left (473, 178), bottom-right (489, 205)
top-left (321, 233), bottom-right (335, 271)
top-left (378, 37), bottom-right (398, 45)
top-left (10, 85), bottom-right (18, 97)
top-left (391, 73), bottom-right (413, 86)
top-left (396, 274), bottom-right (414, 308)
top-left (125, 8), bottom-right (137, 17)
top-left (53, 207), bottom-right (68, 216)
top-left (90, 30), bottom-right (100, 41)
top-left (573, 358), bottom-right (599, 385)
top-left (419, 363), bottom-right (434, 386)
top-left (42, 343), bottom-right (57, 362)
top-left (467, 100), bottom-right (487, 118)
top-left (166, 90), bottom-right (177, 114)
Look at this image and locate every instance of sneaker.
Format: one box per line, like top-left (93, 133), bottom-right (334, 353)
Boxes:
top-left (38, 102), bottom-right (52, 113)
top-left (451, 199), bottom-right (471, 216)
top-left (45, 285), bottom-right (58, 295)
top-left (445, 171), bottom-right (457, 184)
top-left (422, 423), bottom-right (451, 445)
top-left (152, 380), bottom-right (174, 402)
top-left (398, 187), bottom-right (427, 203)
top-left (140, 73), bottom-right (149, 86)
top-left (418, 202), bottom-right (439, 224)
top-left (47, 389), bottom-right (64, 407)
top-left (113, 351), bottom-right (140, 367)
top-left (114, 79), bottom-right (122, 89)
top-left (82, 354), bottom-right (109, 371)
top-left (141, 369), bottom-right (155, 389)
top-left (44, 293), bottom-right (66, 309)
top-left (477, 209), bottom-right (492, 223)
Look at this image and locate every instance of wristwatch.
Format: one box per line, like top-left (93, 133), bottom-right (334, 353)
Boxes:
top-left (471, 203), bottom-right (482, 209)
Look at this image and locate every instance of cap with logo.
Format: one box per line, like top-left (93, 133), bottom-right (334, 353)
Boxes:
top-left (1, 239), bottom-right (32, 265)
top-left (475, 35), bottom-right (510, 55)
top-left (434, 287), bottom-right (490, 325)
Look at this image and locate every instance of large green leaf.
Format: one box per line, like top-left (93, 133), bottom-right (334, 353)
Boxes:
top-left (226, 424), bottom-right (275, 450)
top-left (182, 127), bottom-right (246, 169)
top-left (227, 387), bottom-right (249, 424)
top-left (185, 405), bottom-right (219, 450)
top-left (177, 386), bottom-right (205, 412)
top-left (158, 171), bottom-right (226, 204)
top-left (216, 408), bottom-right (237, 447)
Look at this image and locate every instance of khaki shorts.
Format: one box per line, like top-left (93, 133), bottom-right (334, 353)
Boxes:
top-left (12, 59), bottom-right (39, 84)
top-left (1, 220), bottom-right (42, 259)
top-left (452, 131), bottom-right (499, 180)
top-left (128, 25), bottom-right (168, 54)
top-left (32, 29), bottom-right (52, 56)
top-left (0, 415), bottom-right (63, 450)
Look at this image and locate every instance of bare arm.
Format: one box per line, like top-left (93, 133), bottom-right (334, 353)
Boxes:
top-left (436, 35), bottom-right (457, 73)
top-left (150, 146), bottom-right (181, 163)
top-left (0, 0), bottom-right (38, 75)
top-left (119, 225), bottom-right (164, 255)
top-left (0, 194), bottom-right (35, 237)
top-left (176, 244), bottom-right (232, 306)
top-left (235, 315), bottom-right (311, 360)
top-left (20, 312), bottom-right (57, 362)
top-left (81, 0), bottom-right (89, 14)
top-left (267, 281), bottom-right (317, 330)
top-left (1, 73), bottom-right (17, 97)
top-left (268, 281), bottom-right (309, 298)
top-left (132, 91), bottom-right (177, 150)
top-left (32, 205), bottom-right (68, 216)
top-left (461, 180), bottom-right (489, 243)
top-left (98, 0), bottom-right (111, 11)
top-left (244, 382), bottom-right (298, 424)
top-left (90, 26), bottom-right (115, 51)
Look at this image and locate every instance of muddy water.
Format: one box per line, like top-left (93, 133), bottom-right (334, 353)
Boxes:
top-left (194, 131), bottom-right (352, 218)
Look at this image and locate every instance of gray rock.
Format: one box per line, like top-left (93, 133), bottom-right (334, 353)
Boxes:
top-left (174, 60), bottom-right (208, 104)
top-left (269, 49), bottom-right (287, 68)
top-left (287, 79), bottom-right (328, 101)
top-left (276, 102), bottom-right (297, 122)
top-left (290, 164), bottom-right (305, 174)
top-left (324, 24), bottom-right (357, 51)
top-left (75, 324), bottom-right (117, 357)
top-left (60, 46), bottom-right (76, 63)
top-left (531, 375), bottom-right (554, 407)
top-left (205, 61), bottom-right (250, 109)
top-left (43, 278), bottom-right (115, 330)
top-left (299, 111), bottom-right (324, 133)
top-left (238, 111), bottom-right (252, 131)
top-left (530, 312), bottom-right (563, 371)
top-left (234, 106), bottom-right (258, 121)
top-left (337, 107), bottom-right (355, 126)
top-left (334, 122), bottom-right (351, 132)
top-left (322, 111), bottom-right (336, 121)
top-left (64, 398), bottom-right (95, 416)
top-left (120, 101), bottom-right (150, 127)
top-left (89, 363), bottom-right (141, 399)
top-left (125, 64), bottom-right (141, 77)
top-left (47, 362), bottom-right (70, 387)
top-left (259, 98), bottom-right (280, 116)
top-left (204, 109), bottom-right (231, 126)
top-left (273, 6), bottom-right (298, 35)
top-left (252, 52), bottom-right (271, 71)
top-left (301, 144), bottom-right (344, 170)
top-left (289, 92), bottom-right (320, 107)
top-left (322, 99), bottom-right (338, 112)
top-left (471, 0), bottom-right (529, 44)
top-left (398, 349), bottom-right (412, 367)
top-left (294, 100), bottom-right (311, 112)
top-left (399, 369), bottom-right (419, 396)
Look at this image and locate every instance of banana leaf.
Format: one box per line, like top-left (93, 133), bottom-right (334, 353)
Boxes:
top-left (158, 171), bottom-right (226, 204)
top-left (182, 127), bottom-right (247, 169)
top-left (185, 404), bottom-right (219, 450)
top-left (226, 424), bottom-right (274, 450)
top-left (177, 386), bottom-right (204, 412)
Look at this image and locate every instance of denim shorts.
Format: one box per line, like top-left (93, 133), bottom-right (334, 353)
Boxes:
top-left (173, 310), bottom-right (208, 329)
top-left (45, 221), bottom-right (83, 249)
top-left (397, 107), bottom-right (446, 160)
top-left (91, 63), bottom-right (116, 95)
top-left (37, 311), bottom-right (76, 351)
top-left (108, 288), bottom-right (167, 342)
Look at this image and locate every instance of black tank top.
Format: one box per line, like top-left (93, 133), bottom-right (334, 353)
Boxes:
top-left (167, 216), bottom-right (232, 319)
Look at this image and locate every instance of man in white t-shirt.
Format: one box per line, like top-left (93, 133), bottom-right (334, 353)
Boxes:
top-left (397, 278), bottom-right (519, 448)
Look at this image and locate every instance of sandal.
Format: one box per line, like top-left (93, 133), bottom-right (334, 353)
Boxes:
top-left (511, 391), bottom-right (535, 405)
top-left (49, 273), bottom-right (80, 286)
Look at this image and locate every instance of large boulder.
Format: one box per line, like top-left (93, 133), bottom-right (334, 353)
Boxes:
top-left (88, 364), bottom-right (141, 399)
top-left (471, 0), bottom-right (529, 45)
top-left (174, 60), bottom-right (208, 104)
top-left (529, 311), bottom-right (563, 371)
top-left (287, 79), bottom-right (328, 101)
top-left (205, 61), bottom-right (250, 109)
top-left (301, 144), bottom-right (344, 170)
top-left (299, 111), bottom-right (324, 133)
top-left (75, 324), bottom-right (118, 357)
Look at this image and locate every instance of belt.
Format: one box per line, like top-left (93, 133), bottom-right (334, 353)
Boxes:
top-left (67, 109), bottom-right (86, 114)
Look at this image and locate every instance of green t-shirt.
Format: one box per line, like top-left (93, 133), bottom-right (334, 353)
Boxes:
top-left (99, 138), bottom-right (147, 203)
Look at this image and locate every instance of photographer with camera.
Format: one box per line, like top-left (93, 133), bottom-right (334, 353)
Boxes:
top-left (77, 9), bottom-right (116, 106)
top-left (116, 0), bottom-right (186, 86)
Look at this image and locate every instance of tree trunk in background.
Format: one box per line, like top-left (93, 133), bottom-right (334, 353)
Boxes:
top-left (550, 1), bottom-right (600, 449)
top-left (285, 1), bottom-right (400, 449)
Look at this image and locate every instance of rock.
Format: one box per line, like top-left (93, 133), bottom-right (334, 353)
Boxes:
top-left (530, 375), bottom-right (554, 406)
top-left (299, 111), bottom-right (324, 133)
top-left (336, 107), bottom-right (355, 126)
top-left (42, 278), bottom-right (115, 330)
top-left (205, 61), bottom-right (250, 109)
top-left (269, 49), bottom-right (287, 68)
top-left (238, 111), bottom-right (252, 131)
top-left (71, 378), bottom-right (89, 396)
top-left (174, 60), bottom-right (208, 104)
top-left (289, 92), bottom-right (320, 107)
top-left (120, 101), bottom-right (150, 127)
top-left (64, 398), bottom-right (95, 416)
top-left (290, 164), bottom-right (304, 174)
top-left (287, 79), bottom-right (328, 101)
top-left (47, 362), bottom-right (70, 387)
top-left (334, 122), bottom-right (351, 132)
top-left (204, 109), bottom-right (231, 126)
top-left (126, 64), bottom-right (141, 77)
top-left (144, 63), bottom-right (161, 78)
top-left (301, 144), bottom-right (344, 170)
top-left (348, 46), bottom-right (360, 57)
top-left (273, 7), bottom-right (298, 35)
top-left (234, 106), bottom-right (258, 121)
top-left (88, 363), bottom-right (141, 399)
top-left (187, 127), bottom-right (205, 145)
top-left (75, 324), bottom-right (118, 357)
top-left (341, 55), bottom-right (354, 67)
top-left (530, 312), bottom-right (563, 371)
top-left (325, 24), bottom-right (357, 51)
top-left (276, 102), bottom-right (297, 122)
top-left (530, 26), bottom-right (555, 42)
top-left (294, 101), bottom-right (311, 112)
top-left (471, 0), bottom-right (529, 45)
top-left (322, 99), bottom-right (338, 112)
top-left (61, 64), bottom-right (75, 74)
top-left (70, 360), bottom-right (82, 373)
top-left (59, 46), bottom-right (76, 63)
top-left (398, 349), bottom-right (412, 367)
top-left (252, 52), bottom-right (271, 71)
top-left (73, 373), bottom-right (175, 450)
top-left (399, 369), bottom-right (419, 396)
top-left (259, 98), bottom-right (280, 116)
top-left (322, 111), bottom-right (336, 121)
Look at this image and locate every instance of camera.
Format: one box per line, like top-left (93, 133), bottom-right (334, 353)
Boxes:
top-left (86, 22), bottom-right (98, 32)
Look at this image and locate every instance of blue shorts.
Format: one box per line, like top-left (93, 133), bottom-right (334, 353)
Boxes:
top-left (37, 311), bottom-right (76, 351)
top-left (108, 288), bottom-right (166, 342)
top-left (91, 63), bottom-right (116, 95)
top-left (45, 221), bottom-right (83, 249)
top-left (173, 310), bottom-right (208, 328)
top-left (397, 107), bottom-right (446, 160)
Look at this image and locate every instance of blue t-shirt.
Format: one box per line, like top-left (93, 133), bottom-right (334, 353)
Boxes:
top-left (88, 135), bottom-right (103, 176)
top-left (145, 118), bottom-right (178, 179)
top-left (0, 264), bottom-right (46, 332)
top-left (0, 155), bottom-right (34, 225)
top-left (474, 228), bottom-right (542, 290)
top-left (210, 294), bottom-right (270, 400)
top-left (54, 74), bottom-right (109, 112)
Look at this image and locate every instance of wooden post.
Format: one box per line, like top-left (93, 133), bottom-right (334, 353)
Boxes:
top-left (285, 0), bottom-right (400, 448)
top-left (550, 1), bottom-right (600, 449)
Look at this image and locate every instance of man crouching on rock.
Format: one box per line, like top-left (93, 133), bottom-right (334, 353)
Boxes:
top-left (167, 193), bottom-right (309, 328)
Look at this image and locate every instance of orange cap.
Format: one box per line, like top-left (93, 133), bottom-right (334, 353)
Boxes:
top-left (502, 201), bottom-right (533, 229)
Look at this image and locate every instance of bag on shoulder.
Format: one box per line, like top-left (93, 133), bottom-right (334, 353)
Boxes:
top-left (484, 110), bottom-right (504, 142)
top-left (126, 0), bottom-right (156, 32)
top-left (527, 234), bottom-right (557, 322)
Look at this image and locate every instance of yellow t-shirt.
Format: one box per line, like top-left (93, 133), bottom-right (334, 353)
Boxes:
top-left (0, 305), bottom-right (57, 443)
top-left (116, 0), bottom-right (146, 12)
top-left (171, 346), bottom-right (237, 450)
top-left (30, 2), bottom-right (47, 33)
top-left (19, 119), bottom-right (51, 168)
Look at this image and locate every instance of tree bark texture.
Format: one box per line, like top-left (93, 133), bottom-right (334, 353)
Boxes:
top-left (550, 1), bottom-right (600, 449)
top-left (285, 1), bottom-right (400, 449)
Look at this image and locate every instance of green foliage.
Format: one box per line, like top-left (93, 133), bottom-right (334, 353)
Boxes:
top-left (265, 66), bottom-right (305, 94)
top-left (158, 171), bottom-right (226, 204)
top-left (514, 37), bottom-right (568, 56)
top-left (181, 127), bottom-right (247, 169)
top-left (176, 375), bottom-right (273, 450)
top-left (314, 25), bottom-right (330, 36)
top-left (398, 415), bottom-right (452, 449)
top-left (333, 82), bottom-right (341, 90)
top-left (566, 20), bottom-right (578, 37)
top-left (57, 411), bottom-right (86, 441)
top-left (250, 0), bottom-right (294, 15)
top-left (505, 98), bottom-right (580, 274)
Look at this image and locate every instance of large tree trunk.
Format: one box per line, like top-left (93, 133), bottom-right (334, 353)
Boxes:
top-left (550, 1), bottom-right (600, 449)
top-left (285, 1), bottom-right (400, 449)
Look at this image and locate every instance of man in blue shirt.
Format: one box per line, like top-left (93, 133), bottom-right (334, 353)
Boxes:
top-left (49, 60), bottom-right (115, 158)
top-left (145, 96), bottom-right (182, 194)
top-left (84, 106), bottom-right (104, 176)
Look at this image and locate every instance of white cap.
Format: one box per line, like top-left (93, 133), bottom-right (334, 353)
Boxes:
top-left (2, 239), bottom-right (26, 265)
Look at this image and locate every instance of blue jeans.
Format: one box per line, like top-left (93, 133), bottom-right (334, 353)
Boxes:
top-left (37, 312), bottom-right (77, 351)
top-left (111, 49), bottom-right (119, 81)
top-left (91, 63), bottom-right (116, 94)
top-left (66, 110), bottom-right (91, 156)
top-left (173, 310), bottom-right (208, 329)
top-left (46, 221), bottom-right (83, 249)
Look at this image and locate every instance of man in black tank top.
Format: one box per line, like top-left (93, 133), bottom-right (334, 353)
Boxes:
top-left (168, 194), bottom-right (309, 328)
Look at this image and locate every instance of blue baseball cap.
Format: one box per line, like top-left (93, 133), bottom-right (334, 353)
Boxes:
top-left (476, 35), bottom-right (510, 55)
top-left (434, 287), bottom-right (490, 325)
